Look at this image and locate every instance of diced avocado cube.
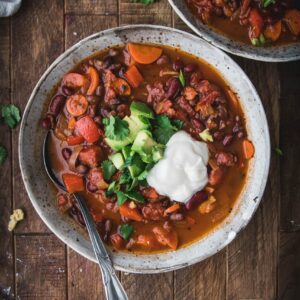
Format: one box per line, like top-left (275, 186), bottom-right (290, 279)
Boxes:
top-left (109, 153), bottom-right (124, 170)
top-left (152, 145), bottom-right (165, 162)
top-left (128, 153), bottom-right (145, 178)
top-left (105, 136), bottom-right (132, 151)
top-left (130, 101), bottom-right (154, 119)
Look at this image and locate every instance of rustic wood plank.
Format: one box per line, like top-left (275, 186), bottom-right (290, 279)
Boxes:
top-left (65, 14), bottom-right (118, 49)
top-left (227, 60), bottom-right (280, 300)
top-left (68, 249), bottom-right (104, 300)
top-left (278, 231), bottom-right (300, 300)
top-left (11, 0), bottom-right (64, 233)
top-left (65, 0), bottom-right (118, 15)
top-left (279, 61), bottom-right (300, 231)
top-left (0, 17), bottom-right (15, 300)
top-left (15, 235), bottom-right (66, 299)
top-left (173, 13), bottom-right (194, 34)
top-left (120, 13), bottom-right (172, 27)
top-left (120, 0), bottom-right (172, 15)
top-left (121, 271), bottom-right (173, 300)
top-left (174, 251), bottom-right (226, 300)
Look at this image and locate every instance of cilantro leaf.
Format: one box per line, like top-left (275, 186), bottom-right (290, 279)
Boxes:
top-left (119, 170), bottom-right (131, 185)
top-left (275, 147), bottom-right (283, 156)
top-left (153, 115), bottom-right (182, 144)
top-left (119, 224), bottom-right (134, 240)
top-left (106, 181), bottom-right (119, 196)
top-left (131, 0), bottom-right (156, 4)
top-left (104, 116), bottom-right (129, 141)
top-left (101, 160), bottom-right (116, 181)
top-left (179, 70), bottom-right (185, 87)
top-left (262, 0), bottom-right (276, 8)
top-left (0, 145), bottom-right (8, 166)
top-left (123, 191), bottom-right (145, 203)
top-left (116, 191), bottom-right (128, 206)
top-left (1, 104), bottom-right (21, 129)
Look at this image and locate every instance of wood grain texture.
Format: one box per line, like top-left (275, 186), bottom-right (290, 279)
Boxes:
top-left (15, 235), bottom-right (66, 299)
top-left (120, 13), bottom-right (172, 27)
top-left (120, 0), bottom-right (172, 15)
top-left (0, 18), bottom-right (15, 300)
top-left (174, 250), bottom-right (226, 300)
top-left (121, 271), bottom-right (173, 300)
top-left (65, 14), bottom-right (118, 49)
top-left (11, 0), bottom-right (64, 233)
top-left (278, 232), bottom-right (300, 300)
top-left (68, 249), bottom-right (104, 300)
top-left (65, 0), bottom-right (118, 14)
top-left (280, 61), bottom-right (300, 231)
top-left (227, 60), bottom-right (280, 300)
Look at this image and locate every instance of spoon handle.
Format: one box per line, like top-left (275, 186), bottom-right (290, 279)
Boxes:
top-left (74, 194), bottom-right (128, 300)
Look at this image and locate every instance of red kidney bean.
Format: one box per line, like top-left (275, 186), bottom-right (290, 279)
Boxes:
top-left (191, 118), bottom-right (205, 132)
top-left (86, 95), bottom-right (100, 104)
top-left (100, 108), bottom-right (110, 117)
top-left (49, 95), bottom-right (66, 116)
top-left (103, 56), bottom-right (113, 69)
top-left (185, 191), bottom-right (208, 210)
top-left (166, 77), bottom-right (181, 100)
top-left (62, 86), bottom-right (75, 96)
top-left (62, 148), bottom-right (72, 161)
top-left (173, 58), bottom-right (184, 71)
top-left (41, 116), bottom-right (52, 129)
top-left (169, 213), bottom-right (184, 221)
top-left (184, 63), bottom-right (197, 73)
top-left (213, 131), bottom-right (225, 141)
top-left (237, 131), bottom-right (244, 139)
top-left (76, 164), bottom-right (88, 174)
top-left (87, 182), bottom-right (98, 193)
top-left (105, 219), bottom-right (112, 233)
top-left (223, 134), bottom-right (234, 146)
top-left (156, 55), bottom-right (170, 65)
top-left (93, 116), bottom-right (102, 125)
top-left (95, 85), bottom-right (104, 97)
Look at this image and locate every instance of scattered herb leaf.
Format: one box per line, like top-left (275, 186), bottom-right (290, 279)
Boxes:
top-left (262, 0), bottom-right (276, 8)
top-left (119, 223), bottom-right (134, 240)
top-left (101, 160), bottom-right (116, 181)
top-left (1, 104), bottom-right (21, 129)
top-left (199, 128), bottom-right (213, 142)
top-left (275, 147), bottom-right (283, 156)
top-left (123, 191), bottom-right (145, 203)
top-left (179, 70), bottom-right (185, 87)
top-left (106, 181), bottom-right (119, 196)
top-left (116, 191), bottom-right (128, 206)
top-left (103, 116), bottom-right (130, 141)
top-left (119, 170), bottom-right (131, 185)
top-left (0, 145), bottom-right (8, 166)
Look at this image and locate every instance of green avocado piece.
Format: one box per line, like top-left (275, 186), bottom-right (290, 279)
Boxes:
top-left (152, 144), bottom-right (165, 162)
top-left (109, 152), bottom-right (124, 170)
top-left (130, 101), bottom-right (154, 119)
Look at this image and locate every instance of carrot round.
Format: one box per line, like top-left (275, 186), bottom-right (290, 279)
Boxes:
top-left (62, 173), bottom-right (85, 193)
top-left (67, 135), bottom-right (85, 146)
top-left (119, 203), bottom-right (143, 222)
top-left (284, 9), bottom-right (300, 36)
top-left (66, 95), bottom-right (88, 117)
top-left (62, 73), bottom-right (88, 90)
top-left (76, 115), bottom-right (101, 143)
top-left (113, 78), bottom-right (131, 96)
top-left (243, 139), bottom-right (255, 160)
top-left (86, 67), bottom-right (100, 95)
top-left (264, 21), bottom-right (282, 41)
top-left (128, 43), bottom-right (163, 64)
top-left (125, 65), bottom-right (144, 88)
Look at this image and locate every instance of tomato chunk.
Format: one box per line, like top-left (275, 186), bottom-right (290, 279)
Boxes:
top-left (119, 203), bottom-right (143, 222)
top-left (79, 146), bottom-right (103, 168)
top-left (62, 173), bottom-right (84, 193)
top-left (76, 116), bottom-right (101, 143)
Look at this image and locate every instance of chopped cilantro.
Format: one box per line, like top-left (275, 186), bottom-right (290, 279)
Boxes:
top-left (116, 191), bottom-right (128, 206)
top-left (119, 224), bottom-right (134, 240)
top-left (101, 160), bottom-right (116, 181)
top-left (106, 181), bottom-right (119, 196)
top-left (0, 145), bottom-right (8, 166)
top-left (103, 116), bottom-right (130, 141)
top-left (262, 0), bottom-right (276, 8)
top-left (179, 70), bottom-right (185, 87)
top-left (275, 147), bottom-right (283, 156)
top-left (1, 104), bottom-right (21, 129)
top-left (153, 115), bottom-right (182, 144)
top-left (123, 191), bottom-right (145, 203)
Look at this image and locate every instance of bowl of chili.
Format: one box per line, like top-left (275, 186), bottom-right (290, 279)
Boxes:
top-left (169, 0), bottom-right (300, 62)
top-left (19, 25), bottom-right (270, 273)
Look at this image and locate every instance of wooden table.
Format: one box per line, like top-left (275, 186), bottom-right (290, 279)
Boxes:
top-left (0, 1), bottom-right (299, 299)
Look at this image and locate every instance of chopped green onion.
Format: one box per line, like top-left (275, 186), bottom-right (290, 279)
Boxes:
top-left (259, 33), bottom-right (266, 44)
top-left (262, 0), bottom-right (276, 8)
top-left (251, 38), bottom-right (260, 46)
top-left (119, 224), bottom-right (134, 240)
top-left (179, 70), bottom-right (185, 87)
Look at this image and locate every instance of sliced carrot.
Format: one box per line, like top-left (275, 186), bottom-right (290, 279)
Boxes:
top-left (128, 43), bottom-right (163, 64)
top-left (67, 135), bottom-right (85, 146)
top-left (68, 117), bottom-right (76, 130)
top-left (110, 233), bottom-right (125, 249)
top-left (76, 115), bottom-right (101, 143)
top-left (66, 95), bottom-right (88, 117)
top-left (125, 65), bottom-right (144, 88)
top-left (226, 89), bottom-right (239, 110)
top-left (62, 73), bottom-right (89, 90)
top-left (113, 78), bottom-right (131, 96)
top-left (152, 226), bottom-right (178, 250)
top-left (264, 21), bottom-right (282, 41)
top-left (119, 203), bottom-right (143, 222)
top-left (243, 139), bottom-right (255, 160)
top-left (86, 67), bottom-right (100, 95)
top-left (141, 187), bottom-right (159, 201)
top-left (164, 204), bottom-right (180, 215)
top-left (62, 173), bottom-right (85, 193)
top-left (284, 9), bottom-right (300, 36)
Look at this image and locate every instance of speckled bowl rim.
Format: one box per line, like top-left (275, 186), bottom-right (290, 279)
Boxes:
top-left (19, 25), bottom-right (270, 274)
top-left (169, 0), bottom-right (300, 62)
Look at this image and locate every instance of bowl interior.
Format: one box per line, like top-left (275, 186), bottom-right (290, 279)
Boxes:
top-left (19, 25), bottom-right (270, 273)
top-left (169, 0), bottom-right (300, 62)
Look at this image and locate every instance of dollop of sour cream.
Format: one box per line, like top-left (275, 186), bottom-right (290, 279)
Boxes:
top-left (147, 131), bottom-right (209, 203)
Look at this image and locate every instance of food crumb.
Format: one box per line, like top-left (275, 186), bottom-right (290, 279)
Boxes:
top-left (8, 209), bottom-right (25, 231)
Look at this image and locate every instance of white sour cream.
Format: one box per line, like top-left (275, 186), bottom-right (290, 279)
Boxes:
top-left (147, 131), bottom-right (209, 203)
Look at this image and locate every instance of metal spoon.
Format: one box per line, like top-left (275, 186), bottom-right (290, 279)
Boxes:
top-left (43, 131), bottom-right (128, 300)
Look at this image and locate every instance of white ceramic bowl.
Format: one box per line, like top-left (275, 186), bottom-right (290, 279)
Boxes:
top-left (169, 0), bottom-right (300, 62)
top-left (19, 25), bottom-right (270, 273)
